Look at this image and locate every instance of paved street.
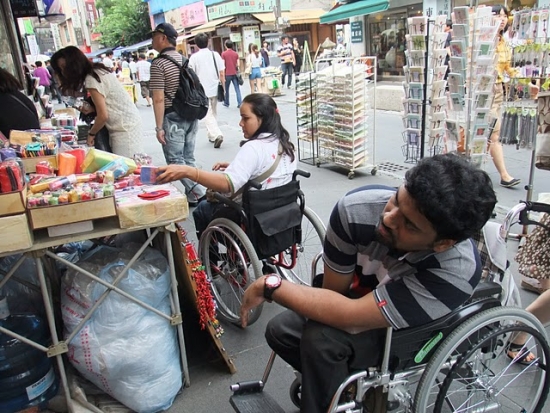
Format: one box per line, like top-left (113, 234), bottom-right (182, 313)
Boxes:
top-left (129, 82), bottom-right (549, 413)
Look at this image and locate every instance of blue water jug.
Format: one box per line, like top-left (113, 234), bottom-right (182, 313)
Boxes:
top-left (0, 296), bottom-right (59, 413)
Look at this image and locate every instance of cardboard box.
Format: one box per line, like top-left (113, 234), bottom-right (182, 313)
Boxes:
top-left (28, 196), bottom-right (117, 230)
top-left (54, 107), bottom-right (79, 118)
top-left (21, 155), bottom-right (58, 173)
top-left (0, 187), bottom-right (27, 217)
top-left (48, 220), bottom-right (94, 238)
top-left (0, 214), bottom-right (33, 253)
top-left (115, 184), bottom-right (188, 229)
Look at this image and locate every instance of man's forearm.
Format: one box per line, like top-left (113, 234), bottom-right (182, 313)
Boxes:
top-left (152, 91), bottom-right (164, 128)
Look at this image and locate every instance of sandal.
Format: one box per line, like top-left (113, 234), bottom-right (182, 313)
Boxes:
top-left (506, 342), bottom-right (536, 365)
top-left (521, 279), bottom-right (549, 295)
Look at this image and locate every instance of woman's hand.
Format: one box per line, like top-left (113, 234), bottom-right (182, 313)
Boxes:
top-left (212, 162), bottom-right (229, 171)
top-left (156, 164), bottom-right (190, 184)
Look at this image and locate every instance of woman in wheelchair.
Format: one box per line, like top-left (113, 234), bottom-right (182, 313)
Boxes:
top-left (239, 154), bottom-right (499, 413)
top-left (156, 93), bottom-right (297, 237)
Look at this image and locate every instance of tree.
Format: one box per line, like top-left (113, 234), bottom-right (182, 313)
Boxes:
top-left (95, 0), bottom-right (150, 47)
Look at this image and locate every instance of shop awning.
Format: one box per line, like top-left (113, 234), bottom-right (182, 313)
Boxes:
top-left (118, 39), bottom-right (152, 53)
top-left (253, 9), bottom-right (327, 25)
top-left (190, 16), bottom-right (235, 36)
top-left (320, 0), bottom-right (389, 24)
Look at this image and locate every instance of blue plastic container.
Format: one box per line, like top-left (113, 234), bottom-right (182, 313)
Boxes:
top-left (0, 297), bottom-right (59, 413)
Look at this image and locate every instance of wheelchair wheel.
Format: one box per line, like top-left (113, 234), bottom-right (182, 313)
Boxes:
top-left (414, 307), bottom-right (550, 413)
top-left (200, 218), bottom-right (263, 326)
top-left (289, 377), bottom-right (301, 408)
top-left (275, 207), bottom-right (326, 286)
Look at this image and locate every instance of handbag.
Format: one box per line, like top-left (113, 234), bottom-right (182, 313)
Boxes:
top-left (237, 68), bottom-right (244, 86)
top-left (212, 52), bottom-right (225, 102)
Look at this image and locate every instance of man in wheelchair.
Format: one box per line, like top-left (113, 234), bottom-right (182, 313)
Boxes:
top-left (240, 154), bottom-right (497, 413)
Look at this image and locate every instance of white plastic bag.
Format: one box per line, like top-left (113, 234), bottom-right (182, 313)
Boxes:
top-left (62, 246), bottom-right (182, 412)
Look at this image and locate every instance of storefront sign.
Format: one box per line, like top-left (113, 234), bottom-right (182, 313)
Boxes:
top-left (10, 0), bottom-right (38, 18)
top-left (207, 0), bottom-right (290, 20)
top-left (181, 2), bottom-right (207, 28)
top-left (351, 21), bottom-right (363, 43)
top-left (230, 32), bottom-right (242, 42)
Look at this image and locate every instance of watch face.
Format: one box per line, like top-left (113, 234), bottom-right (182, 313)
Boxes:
top-left (266, 274), bottom-right (281, 287)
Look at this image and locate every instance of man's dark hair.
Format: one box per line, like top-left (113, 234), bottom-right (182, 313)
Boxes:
top-left (195, 33), bottom-right (209, 49)
top-left (404, 154), bottom-right (496, 242)
top-left (225, 40), bottom-right (233, 49)
top-left (242, 93), bottom-right (295, 162)
top-left (106, 50), bottom-right (113, 57)
top-left (0, 67), bottom-right (23, 93)
top-left (281, 35), bottom-right (289, 41)
top-left (35, 61), bottom-right (43, 67)
top-left (139, 53), bottom-right (146, 60)
top-left (446, 19), bottom-right (452, 29)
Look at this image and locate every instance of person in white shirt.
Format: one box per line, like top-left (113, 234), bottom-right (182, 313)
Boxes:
top-left (102, 50), bottom-right (114, 72)
top-left (189, 32), bottom-right (226, 148)
top-left (129, 56), bottom-right (138, 81)
top-left (135, 53), bottom-right (152, 107)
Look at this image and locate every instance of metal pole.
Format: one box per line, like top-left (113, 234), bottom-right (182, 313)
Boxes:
top-left (420, 20), bottom-right (430, 159)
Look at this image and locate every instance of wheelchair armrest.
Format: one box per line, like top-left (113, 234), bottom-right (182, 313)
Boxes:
top-left (293, 169), bottom-right (311, 180)
top-left (246, 180), bottom-right (263, 190)
top-left (470, 281), bottom-right (502, 300)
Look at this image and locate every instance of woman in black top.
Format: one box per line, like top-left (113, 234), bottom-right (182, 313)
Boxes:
top-left (0, 68), bottom-right (40, 138)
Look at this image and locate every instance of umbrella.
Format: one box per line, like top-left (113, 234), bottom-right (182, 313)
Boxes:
top-left (321, 38), bottom-right (336, 49)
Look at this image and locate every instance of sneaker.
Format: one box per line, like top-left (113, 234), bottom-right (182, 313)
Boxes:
top-left (223, 103), bottom-right (229, 107)
top-left (500, 178), bottom-right (520, 188)
top-left (214, 136), bottom-right (223, 148)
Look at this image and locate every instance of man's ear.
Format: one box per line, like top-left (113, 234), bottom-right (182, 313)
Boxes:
top-left (433, 238), bottom-right (457, 253)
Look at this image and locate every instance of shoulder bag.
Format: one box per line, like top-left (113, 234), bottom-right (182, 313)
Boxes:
top-left (212, 52), bottom-right (225, 102)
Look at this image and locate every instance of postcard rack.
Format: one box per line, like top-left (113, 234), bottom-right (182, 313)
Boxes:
top-left (296, 72), bottom-right (318, 165)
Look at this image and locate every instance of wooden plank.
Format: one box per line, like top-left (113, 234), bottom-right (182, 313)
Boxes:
top-left (21, 155), bottom-right (58, 173)
top-left (28, 196), bottom-right (117, 229)
top-left (171, 226), bottom-right (237, 374)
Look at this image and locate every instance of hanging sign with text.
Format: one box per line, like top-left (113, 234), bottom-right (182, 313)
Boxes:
top-left (351, 21), bottom-right (364, 43)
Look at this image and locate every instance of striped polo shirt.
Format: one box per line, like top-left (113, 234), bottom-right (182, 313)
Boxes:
top-left (150, 49), bottom-right (185, 110)
top-left (323, 186), bottom-right (481, 330)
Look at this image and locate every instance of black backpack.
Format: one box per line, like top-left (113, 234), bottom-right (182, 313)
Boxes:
top-left (159, 54), bottom-right (209, 121)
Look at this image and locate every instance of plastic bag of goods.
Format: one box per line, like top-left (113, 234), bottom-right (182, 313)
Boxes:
top-left (61, 245), bottom-right (182, 412)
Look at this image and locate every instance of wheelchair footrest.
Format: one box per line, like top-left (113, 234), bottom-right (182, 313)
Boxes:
top-left (230, 392), bottom-right (285, 413)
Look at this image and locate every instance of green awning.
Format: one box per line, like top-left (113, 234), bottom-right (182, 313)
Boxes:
top-left (320, 0), bottom-right (389, 24)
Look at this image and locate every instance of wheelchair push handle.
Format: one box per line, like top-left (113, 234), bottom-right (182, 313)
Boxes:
top-left (293, 169), bottom-right (311, 180)
top-left (500, 200), bottom-right (550, 239)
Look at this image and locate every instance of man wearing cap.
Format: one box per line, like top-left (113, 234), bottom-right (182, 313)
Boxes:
top-left (188, 32), bottom-right (225, 148)
top-left (150, 22), bottom-right (206, 207)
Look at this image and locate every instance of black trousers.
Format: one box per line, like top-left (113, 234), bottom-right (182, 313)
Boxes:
top-left (265, 310), bottom-right (385, 413)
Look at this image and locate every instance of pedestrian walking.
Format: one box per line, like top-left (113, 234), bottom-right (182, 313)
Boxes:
top-left (33, 61), bottom-right (51, 96)
top-left (293, 38), bottom-right (303, 75)
top-left (135, 53), bottom-right (152, 107)
top-left (277, 35), bottom-right (295, 89)
top-left (247, 44), bottom-right (263, 93)
top-left (149, 22), bottom-right (206, 206)
top-left (221, 40), bottom-right (242, 108)
top-left (189, 32), bottom-right (226, 148)
top-left (45, 60), bottom-right (62, 103)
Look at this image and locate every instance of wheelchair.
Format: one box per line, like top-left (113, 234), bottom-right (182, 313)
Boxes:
top-left (199, 170), bottom-right (326, 326)
top-left (230, 201), bottom-right (550, 412)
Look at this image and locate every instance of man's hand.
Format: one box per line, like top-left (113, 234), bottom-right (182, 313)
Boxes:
top-left (156, 164), bottom-right (189, 184)
top-left (240, 277), bottom-right (266, 328)
top-left (212, 162), bottom-right (229, 171)
top-left (87, 135), bottom-right (95, 147)
top-left (156, 129), bottom-right (166, 145)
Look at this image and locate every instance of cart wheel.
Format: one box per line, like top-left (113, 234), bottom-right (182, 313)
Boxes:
top-left (316, 162), bottom-right (321, 168)
top-left (289, 378), bottom-right (301, 408)
top-left (348, 171), bottom-right (355, 180)
top-left (371, 168), bottom-right (377, 176)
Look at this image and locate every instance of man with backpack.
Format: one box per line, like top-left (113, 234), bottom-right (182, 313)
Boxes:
top-left (150, 22), bottom-right (206, 206)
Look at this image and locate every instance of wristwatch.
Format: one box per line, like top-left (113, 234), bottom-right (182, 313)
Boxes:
top-left (263, 274), bottom-right (282, 302)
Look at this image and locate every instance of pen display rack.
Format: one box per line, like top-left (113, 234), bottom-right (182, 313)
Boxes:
top-left (314, 57), bottom-right (377, 179)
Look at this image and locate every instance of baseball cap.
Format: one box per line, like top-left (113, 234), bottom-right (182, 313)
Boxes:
top-left (151, 23), bottom-right (178, 40)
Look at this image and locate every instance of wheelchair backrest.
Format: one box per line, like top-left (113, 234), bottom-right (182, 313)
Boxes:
top-left (242, 180), bottom-right (304, 259)
top-left (387, 297), bottom-right (501, 373)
